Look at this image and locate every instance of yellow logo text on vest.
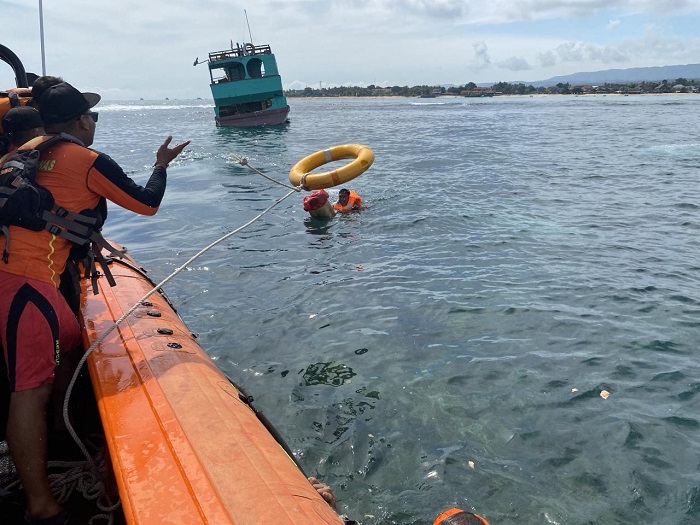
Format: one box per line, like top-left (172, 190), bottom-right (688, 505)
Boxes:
top-left (38, 159), bottom-right (55, 171)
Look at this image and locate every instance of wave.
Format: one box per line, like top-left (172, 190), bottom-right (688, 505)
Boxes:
top-left (644, 143), bottom-right (700, 158)
top-left (409, 101), bottom-right (463, 107)
top-left (100, 101), bottom-right (213, 112)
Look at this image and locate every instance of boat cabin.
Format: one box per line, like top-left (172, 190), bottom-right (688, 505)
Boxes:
top-left (207, 43), bottom-right (279, 85)
top-left (205, 42), bottom-right (289, 127)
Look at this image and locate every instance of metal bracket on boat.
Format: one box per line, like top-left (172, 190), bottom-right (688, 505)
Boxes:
top-left (223, 373), bottom-right (307, 474)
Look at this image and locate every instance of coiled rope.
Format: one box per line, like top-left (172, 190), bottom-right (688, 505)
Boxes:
top-left (3, 433), bottom-right (118, 524)
top-left (52, 156), bottom-right (301, 523)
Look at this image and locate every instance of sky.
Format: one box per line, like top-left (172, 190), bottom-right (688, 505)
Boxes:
top-left (3, 0), bottom-right (700, 100)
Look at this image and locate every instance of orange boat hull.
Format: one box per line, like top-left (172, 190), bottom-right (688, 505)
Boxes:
top-left (79, 250), bottom-right (342, 525)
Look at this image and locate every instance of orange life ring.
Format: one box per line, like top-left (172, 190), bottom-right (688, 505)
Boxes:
top-left (289, 143), bottom-right (374, 190)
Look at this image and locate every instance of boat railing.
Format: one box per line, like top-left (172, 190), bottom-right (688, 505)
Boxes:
top-left (0, 43), bottom-right (29, 87)
top-left (208, 44), bottom-right (272, 62)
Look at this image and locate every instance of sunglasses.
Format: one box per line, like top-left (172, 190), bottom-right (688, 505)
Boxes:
top-left (83, 111), bottom-right (99, 122)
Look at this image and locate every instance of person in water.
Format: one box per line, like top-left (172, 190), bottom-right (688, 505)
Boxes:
top-left (333, 188), bottom-right (362, 213)
top-left (303, 189), bottom-right (336, 218)
top-left (308, 476), bottom-right (337, 510)
top-left (310, 477), bottom-right (485, 525)
top-left (0, 81), bottom-right (189, 525)
top-left (308, 477), bottom-right (359, 525)
top-left (433, 507), bottom-right (490, 525)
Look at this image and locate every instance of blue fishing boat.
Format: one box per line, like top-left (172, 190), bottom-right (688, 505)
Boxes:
top-left (196, 41), bottom-right (290, 127)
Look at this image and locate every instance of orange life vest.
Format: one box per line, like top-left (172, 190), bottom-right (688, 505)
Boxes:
top-left (0, 136), bottom-right (160, 286)
top-left (333, 190), bottom-right (362, 213)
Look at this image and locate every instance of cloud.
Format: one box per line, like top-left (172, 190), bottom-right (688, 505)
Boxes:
top-left (332, 0), bottom-right (469, 20)
top-left (469, 41), bottom-right (492, 70)
top-left (617, 0), bottom-right (700, 16)
top-left (297, 0), bottom-right (700, 28)
top-left (497, 56), bottom-right (532, 72)
top-left (531, 24), bottom-right (700, 75)
top-left (538, 50), bottom-right (558, 68)
top-left (384, 0), bottom-right (469, 19)
top-left (607, 19), bottom-right (621, 31)
top-left (4, 0), bottom-right (700, 98)
top-left (354, 0), bottom-right (700, 25)
top-left (586, 45), bottom-right (629, 63)
top-left (630, 24), bottom-right (700, 61)
top-left (550, 41), bottom-right (629, 65)
top-left (553, 42), bottom-right (588, 63)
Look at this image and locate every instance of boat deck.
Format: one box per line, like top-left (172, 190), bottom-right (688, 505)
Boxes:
top-left (208, 44), bottom-right (272, 62)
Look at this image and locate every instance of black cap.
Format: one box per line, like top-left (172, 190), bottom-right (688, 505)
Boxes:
top-left (1, 106), bottom-right (43, 136)
top-left (39, 82), bottom-right (101, 124)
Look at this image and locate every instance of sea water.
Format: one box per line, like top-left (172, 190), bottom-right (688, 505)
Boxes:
top-left (96, 95), bottom-right (700, 525)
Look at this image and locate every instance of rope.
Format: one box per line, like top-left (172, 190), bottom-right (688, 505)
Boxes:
top-left (48, 450), bottom-right (120, 525)
top-left (3, 435), bottom-right (119, 524)
top-left (230, 153), bottom-right (301, 191)
top-left (57, 160), bottom-right (301, 522)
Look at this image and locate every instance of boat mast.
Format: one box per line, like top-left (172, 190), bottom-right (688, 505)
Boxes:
top-left (244, 9), bottom-right (254, 45)
top-left (39, 0), bottom-right (46, 75)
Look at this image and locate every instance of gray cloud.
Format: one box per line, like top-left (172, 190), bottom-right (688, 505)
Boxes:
top-left (497, 56), bottom-right (532, 72)
top-left (332, 0), bottom-right (700, 24)
top-left (533, 28), bottom-right (700, 73)
top-left (330, 0), bottom-right (470, 19)
top-left (4, 0), bottom-right (700, 98)
top-left (384, 0), bottom-right (469, 18)
top-left (538, 50), bottom-right (558, 68)
top-left (469, 41), bottom-right (492, 70)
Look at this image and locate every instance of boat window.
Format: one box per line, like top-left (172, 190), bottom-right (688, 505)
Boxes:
top-left (219, 99), bottom-right (270, 117)
top-left (228, 63), bottom-right (245, 81)
top-left (247, 58), bottom-right (264, 78)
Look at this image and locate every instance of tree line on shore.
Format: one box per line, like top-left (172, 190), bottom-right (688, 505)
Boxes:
top-left (285, 78), bottom-right (700, 97)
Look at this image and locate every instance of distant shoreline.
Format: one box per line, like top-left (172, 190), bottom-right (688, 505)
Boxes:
top-left (98, 92), bottom-right (700, 102)
top-left (290, 92), bottom-right (700, 100)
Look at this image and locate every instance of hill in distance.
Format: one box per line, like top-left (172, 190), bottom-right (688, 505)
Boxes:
top-left (507, 63), bottom-right (700, 87)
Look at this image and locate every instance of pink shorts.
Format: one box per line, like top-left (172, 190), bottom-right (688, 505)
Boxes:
top-left (0, 271), bottom-right (81, 392)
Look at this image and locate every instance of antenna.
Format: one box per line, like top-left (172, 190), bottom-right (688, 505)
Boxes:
top-left (38, 0), bottom-right (46, 75)
top-left (244, 9), bottom-right (254, 45)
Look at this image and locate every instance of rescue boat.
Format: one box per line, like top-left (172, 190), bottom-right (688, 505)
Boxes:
top-left (2, 41), bottom-right (338, 523)
top-left (79, 246), bottom-right (343, 525)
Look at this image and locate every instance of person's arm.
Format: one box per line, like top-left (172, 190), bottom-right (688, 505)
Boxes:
top-left (87, 154), bottom-right (166, 214)
top-left (86, 136), bottom-right (189, 215)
